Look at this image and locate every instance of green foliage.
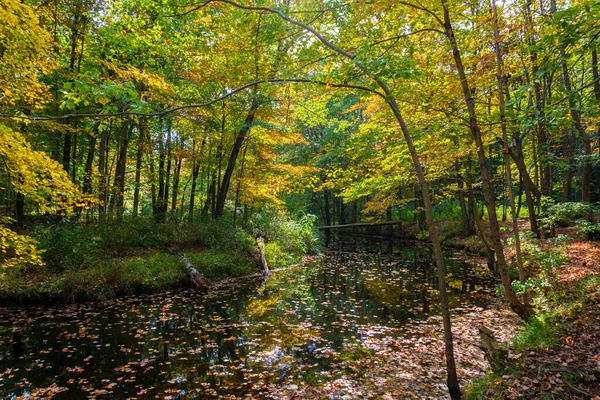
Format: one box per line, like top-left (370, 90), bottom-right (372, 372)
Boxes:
top-left (510, 234), bottom-right (570, 297)
top-left (248, 211), bottom-right (320, 268)
top-left (33, 217), bottom-right (259, 272)
top-left (511, 317), bottom-right (560, 352)
top-left (538, 198), bottom-right (593, 234)
top-left (0, 219), bottom-right (44, 270)
top-left (248, 210), bottom-right (320, 256)
top-left (575, 219), bottom-right (600, 238)
top-left (185, 248), bottom-right (255, 281)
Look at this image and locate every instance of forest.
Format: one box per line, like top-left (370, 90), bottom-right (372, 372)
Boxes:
top-left (1, 0), bottom-right (599, 398)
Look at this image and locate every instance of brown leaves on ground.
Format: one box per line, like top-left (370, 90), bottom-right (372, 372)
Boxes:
top-left (476, 223), bottom-right (600, 399)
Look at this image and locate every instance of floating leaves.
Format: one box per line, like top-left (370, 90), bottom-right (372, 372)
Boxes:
top-left (0, 245), bottom-right (514, 399)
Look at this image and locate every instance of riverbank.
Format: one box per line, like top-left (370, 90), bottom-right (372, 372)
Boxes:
top-left (463, 225), bottom-right (600, 399)
top-left (0, 216), bottom-right (317, 306)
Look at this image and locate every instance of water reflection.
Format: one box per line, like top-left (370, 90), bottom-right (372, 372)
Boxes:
top-left (0, 241), bottom-right (491, 398)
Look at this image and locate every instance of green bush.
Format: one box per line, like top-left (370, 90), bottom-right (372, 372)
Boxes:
top-left (34, 223), bottom-right (103, 272)
top-left (247, 210), bottom-right (320, 256)
top-left (538, 198), bottom-right (595, 235)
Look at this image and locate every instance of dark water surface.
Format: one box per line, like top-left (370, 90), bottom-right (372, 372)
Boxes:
top-left (0, 240), bottom-right (494, 399)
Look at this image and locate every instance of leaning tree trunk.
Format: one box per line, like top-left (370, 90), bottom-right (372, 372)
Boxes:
top-left (169, 246), bottom-right (209, 292)
top-left (492, 0), bottom-right (525, 286)
top-left (442, 0), bottom-right (532, 321)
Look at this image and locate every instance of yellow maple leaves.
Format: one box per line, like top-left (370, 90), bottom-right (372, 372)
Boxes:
top-left (0, 0), bottom-right (55, 107)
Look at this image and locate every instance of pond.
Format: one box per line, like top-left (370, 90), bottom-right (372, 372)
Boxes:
top-left (0, 240), bottom-right (500, 399)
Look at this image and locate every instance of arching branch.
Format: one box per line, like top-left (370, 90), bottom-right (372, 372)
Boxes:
top-left (0, 78), bottom-right (384, 121)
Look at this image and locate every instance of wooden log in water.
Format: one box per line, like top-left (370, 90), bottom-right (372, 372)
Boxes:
top-left (169, 246), bottom-right (210, 292)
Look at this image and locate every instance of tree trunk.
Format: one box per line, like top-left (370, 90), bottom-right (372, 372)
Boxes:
top-left (189, 142), bottom-right (202, 221)
top-left (551, 0), bottom-right (592, 204)
top-left (171, 156), bottom-right (182, 215)
top-left (82, 123), bottom-right (98, 195)
top-left (442, 0), bottom-right (532, 321)
top-left (202, 172), bottom-right (217, 217)
top-left (492, 0), bottom-right (525, 286)
top-left (524, 1), bottom-right (551, 198)
top-left (562, 130), bottom-right (574, 202)
top-left (457, 162), bottom-right (474, 236)
top-left (508, 141), bottom-right (540, 235)
top-left (233, 140), bottom-right (249, 227)
top-left (214, 101), bottom-right (259, 218)
top-left (163, 129), bottom-right (172, 216)
top-left (98, 123), bottom-right (109, 223)
top-left (132, 118), bottom-right (147, 217)
top-left (114, 119), bottom-right (132, 222)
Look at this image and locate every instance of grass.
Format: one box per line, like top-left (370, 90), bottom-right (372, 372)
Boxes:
top-left (0, 248), bottom-right (250, 305)
top-left (1, 212), bottom-right (320, 306)
top-left (0, 218), bottom-right (256, 305)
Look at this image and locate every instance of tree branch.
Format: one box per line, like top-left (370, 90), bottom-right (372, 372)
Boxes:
top-left (201, 0), bottom-right (357, 60)
top-left (0, 78), bottom-right (384, 121)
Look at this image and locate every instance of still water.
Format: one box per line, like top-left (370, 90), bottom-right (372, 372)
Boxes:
top-left (0, 240), bottom-right (494, 398)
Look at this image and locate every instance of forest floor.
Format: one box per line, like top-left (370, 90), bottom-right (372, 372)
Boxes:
top-left (462, 224), bottom-right (600, 399)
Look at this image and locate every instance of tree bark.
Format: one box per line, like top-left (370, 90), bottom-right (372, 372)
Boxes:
top-left (442, 0), bottom-right (532, 321)
top-left (132, 118), bottom-right (147, 217)
top-left (214, 101), bottom-right (259, 218)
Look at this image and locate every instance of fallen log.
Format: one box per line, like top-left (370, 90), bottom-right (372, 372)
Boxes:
top-left (477, 324), bottom-right (507, 366)
top-left (169, 246), bottom-right (210, 292)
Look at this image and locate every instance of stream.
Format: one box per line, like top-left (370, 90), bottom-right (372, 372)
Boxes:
top-left (0, 239), bottom-right (498, 399)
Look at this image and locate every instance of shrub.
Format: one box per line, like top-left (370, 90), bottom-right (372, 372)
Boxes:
top-left (247, 209), bottom-right (320, 256)
top-left (537, 198), bottom-right (595, 236)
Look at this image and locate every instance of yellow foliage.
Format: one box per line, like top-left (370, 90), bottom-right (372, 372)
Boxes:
top-left (0, 124), bottom-right (93, 213)
top-left (0, 0), bottom-right (55, 107)
top-left (0, 221), bottom-right (44, 269)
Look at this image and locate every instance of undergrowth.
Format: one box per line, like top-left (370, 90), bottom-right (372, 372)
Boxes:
top-left (464, 234), bottom-right (599, 400)
top-left (0, 212), bottom-right (319, 305)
